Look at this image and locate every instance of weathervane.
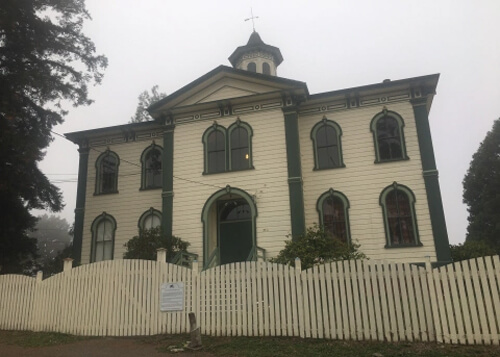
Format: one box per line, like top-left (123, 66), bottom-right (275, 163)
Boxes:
top-left (245, 8), bottom-right (259, 32)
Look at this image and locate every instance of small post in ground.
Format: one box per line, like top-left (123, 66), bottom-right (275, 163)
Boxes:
top-left (187, 312), bottom-right (202, 350)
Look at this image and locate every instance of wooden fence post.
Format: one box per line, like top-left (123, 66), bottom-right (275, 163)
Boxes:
top-left (426, 257), bottom-right (442, 343)
top-left (157, 248), bottom-right (167, 263)
top-left (63, 258), bottom-right (74, 274)
top-left (294, 258), bottom-right (304, 338)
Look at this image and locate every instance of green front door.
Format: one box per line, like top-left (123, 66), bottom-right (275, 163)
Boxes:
top-left (218, 199), bottom-right (253, 265)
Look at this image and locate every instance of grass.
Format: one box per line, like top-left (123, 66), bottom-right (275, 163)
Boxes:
top-left (143, 334), bottom-right (500, 357)
top-left (1, 330), bottom-right (500, 356)
top-left (0, 330), bottom-right (90, 348)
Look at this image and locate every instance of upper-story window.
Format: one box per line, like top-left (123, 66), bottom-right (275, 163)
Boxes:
top-left (247, 62), bottom-right (257, 72)
top-left (203, 119), bottom-right (253, 174)
top-left (380, 182), bottom-right (421, 247)
top-left (95, 150), bottom-right (119, 194)
top-left (138, 207), bottom-right (162, 231)
top-left (141, 143), bottom-right (162, 189)
top-left (370, 109), bottom-right (409, 163)
top-left (203, 125), bottom-right (227, 174)
top-left (311, 118), bottom-right (345, 170)
top-left (91, 212), bottom-right (116, 262)
top-left (317, 188), bottom-right (351, 243)
top-left (262, 62), bottom-right (271, 75)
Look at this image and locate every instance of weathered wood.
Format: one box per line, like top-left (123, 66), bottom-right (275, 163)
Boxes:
top-left (187, 312), bottom-right (202, 350)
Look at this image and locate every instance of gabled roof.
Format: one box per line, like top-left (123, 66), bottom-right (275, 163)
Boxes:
top-left (148, 65), bottom-right (308, 116)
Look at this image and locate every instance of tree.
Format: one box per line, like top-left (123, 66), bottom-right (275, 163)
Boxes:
top-left (270, 225), bottom-right (366, 270)
top-left (123, 227), bottom-right (189, 261)
top-left (129, 85), bottom-right (166, 123)
top-left (29, 214), bottom-right (72, 268)
top-left (463, 118), bottom-right (500, 253)
top-left (0, 0), bottom-right (107, 274)
top-left (450, 240), bottom-right (497, 262)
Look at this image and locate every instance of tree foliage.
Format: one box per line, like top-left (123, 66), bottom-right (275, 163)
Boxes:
top-left (0, 0), bottom-right (107, 273)
top-left (123, 227), bottom-right (189, 261)
top-left (450, 240), bottom-right (497, 262)
top-left (129, 85), bottom-right (166, 123)
top-left (270, 225), bottom-right (366, 270)
top-left (463, 118), bottom-right (500, 253)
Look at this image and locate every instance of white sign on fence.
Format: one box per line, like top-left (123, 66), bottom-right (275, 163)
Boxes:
top-left (160, 282), bottom-right (184, 311)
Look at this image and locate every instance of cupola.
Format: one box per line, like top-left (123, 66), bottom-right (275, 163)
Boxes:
top-left (228, 32), bottom-right (283, 76)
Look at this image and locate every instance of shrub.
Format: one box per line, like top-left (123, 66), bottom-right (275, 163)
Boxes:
top-left (123, 227), bottom-right (189, 261)
top-left (270, 225), bottom-right (366, 269)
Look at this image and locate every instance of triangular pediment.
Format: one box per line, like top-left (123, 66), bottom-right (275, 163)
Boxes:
top-left (149, 66), bottom-right (308, 115)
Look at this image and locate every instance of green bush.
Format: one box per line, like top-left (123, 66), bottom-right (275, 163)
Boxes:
top-left (450, 240), bottom-right (497, 262)
top-left (123, 227), bottom-right (189, 261)
top-left (270, 225), bottom-right (366, 269)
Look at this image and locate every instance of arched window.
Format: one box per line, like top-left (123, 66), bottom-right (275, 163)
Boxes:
top-left (262, 62), bottom-right (271, 75)
top-left (228, 119), bottom-right (253, 171)
top-left (138, 208), bottom-right (162, 231)
top-left (317, 189), bottom-right (350, 243)
top-left (141, 144), bottom-right (162, 189)
top-left (247, 62), bottom-right (257, 72)
top-left (370, 109), bottom-right (408, 162)
top-left (203, 125), bottom-right (226, 174)
top-left (95, 150), bottom-right (119, 194)
top-left (311, 118), bottom-right (344, 170)
top-left (91, 213), bottom-right (116, 262)
top-left (380, 182), bottom-right (421, 247)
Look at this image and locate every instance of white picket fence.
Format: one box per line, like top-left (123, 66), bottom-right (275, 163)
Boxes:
top-left (0, 255), bottom-right (499, 344)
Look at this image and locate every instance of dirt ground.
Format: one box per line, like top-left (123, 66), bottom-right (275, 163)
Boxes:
top-left (0, 336), bottom-right (216, 357)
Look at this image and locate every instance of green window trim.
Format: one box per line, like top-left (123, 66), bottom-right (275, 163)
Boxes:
top-left (137, 207), bottom-right (162, 231)
top-left (94, 149), bottom-right (120, 195)
top-left (316, 188), bottom-right (351, 243)
top-left (202, 118), bottom-right (254, 175)
top-left (310, 117), bottom-right (345, 170)
top-left (370, 108), bottom-right (409, 163)
top-left (379, 182), bottom-right (422, 248)
top-left (140, 143), bottom-right (163, 190)
top-left (90, 212), bottom-right (117, 263)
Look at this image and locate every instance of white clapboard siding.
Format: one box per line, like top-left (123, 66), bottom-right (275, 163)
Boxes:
top-left (0, 256), bottom-right (499, 345)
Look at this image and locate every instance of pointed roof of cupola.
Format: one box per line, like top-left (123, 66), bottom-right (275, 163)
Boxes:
top-left (228, 31), bottom-right (283, 68)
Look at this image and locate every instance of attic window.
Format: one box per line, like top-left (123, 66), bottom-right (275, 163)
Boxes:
top-left (247, 62), bottom-right (256, 73)
top-left (262, 62), bottom-right (270, 75)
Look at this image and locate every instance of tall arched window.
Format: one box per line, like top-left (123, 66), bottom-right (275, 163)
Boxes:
top-left (380, 182), bottom-right (421, 247)
top-left (91, 213), bottom-right (116, 262)
top-left (247, 62), bottom-right (257, 72)
top-left (311, 118), bottom-right (344, 170)
top-left (262, 62), bottom-right (271, 75)
top-left (141, 144), bottom-right (163, 189)
top-left (228, 119), bottom-right (253, 171)
top-left (138, 207), bottom-right (162, 231)
top-left (95, 150), bottom-right (119, 194)
top-left (203, 125), bottom-right (226, 174)
top-left (370, 109), bottom-right (409, 162)
top-left (317, 189), bottom-right (350, 243)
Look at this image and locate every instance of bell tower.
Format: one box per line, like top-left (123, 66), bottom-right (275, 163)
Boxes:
top-left (228, 32), bottom-right (283, 76)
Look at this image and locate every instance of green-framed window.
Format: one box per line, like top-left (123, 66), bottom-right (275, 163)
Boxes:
top-left (316, 188), bottom-right (351, 243)
top-left (140, 143), bottom-right (163, 189)
top-left (380, 182), bottom-right (421, 248)
top-left (91, 212), bottom-right (116, 262)
top-left (138, 207), bottom-right (162, 231)
top-left (370, 109), bottom-right (409, 163)
top-left (95, 150), bottom-right (120, 195)
top-left (202, 119), bottom-right (253, 174)
top-left (228, 119), bottom-right (253, 171)
top-left (311, 118), bottom-right (345, 170)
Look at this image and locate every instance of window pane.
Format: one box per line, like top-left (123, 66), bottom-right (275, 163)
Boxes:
top-left (231, 127), bottom-right (249, 170)
top-left (263, 62), bottom-right (270, 75)
top-left (101, 155), bottom-right (117, 193)
top-left (220, 200), bottom-right (251, 221)
top-left (103, 241), bottom-right (113, 260)
top-left (322, 196), bottom-right (347, 242)
top-left (377, 117), bottom-right (402, 160)
top-left (95, 242), bottom-right (104, 261)
top-left (207, 131), bottom-right (225, 173)
top-left (316, 125), bottom-right (339, 169)
top-left (145, 148), bottom-right (162, 188)
top-left (144, 214), bottom-right (161, 230)
top-left (385, 189), bottom-right (415, 245)
top-left (247, 62), bottom-right (256, 72)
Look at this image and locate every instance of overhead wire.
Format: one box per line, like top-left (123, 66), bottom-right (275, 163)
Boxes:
top-left (49, 130), bottom-right (225, 190)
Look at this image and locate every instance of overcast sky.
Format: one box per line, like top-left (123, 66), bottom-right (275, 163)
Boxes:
top-left (36, 0), bottom-right (500, 245)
